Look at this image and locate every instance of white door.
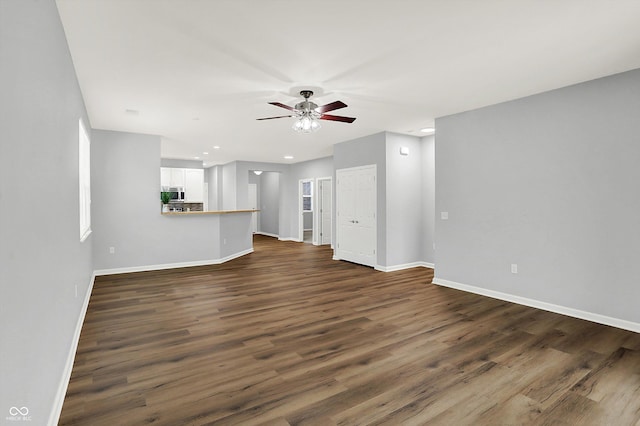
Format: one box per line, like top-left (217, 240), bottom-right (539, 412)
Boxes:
top-left (248, 183), bottom-right (258, 233)
top-left (318, 178), bottom-right (332, 245)
top-left (336, 165), bottom-right (376, 267)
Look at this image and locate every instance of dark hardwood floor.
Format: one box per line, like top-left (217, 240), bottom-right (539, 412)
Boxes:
top-left (60, 235), bottom-right (640, 425)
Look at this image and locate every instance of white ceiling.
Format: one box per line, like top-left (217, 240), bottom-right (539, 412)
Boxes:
top-left (56, 0), bottom-right (640, 166)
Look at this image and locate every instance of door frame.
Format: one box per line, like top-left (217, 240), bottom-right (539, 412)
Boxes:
top-left (248, 183), bottom-right (258, 233)
top-left (298, 178), bottom-right (314, 243)
top-left (316, 176), bottom-right (332, 246)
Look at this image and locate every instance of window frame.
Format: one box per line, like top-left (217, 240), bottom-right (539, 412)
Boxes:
top-left (79, 118), bottom-right (91, 242)
top-left (302, 180), bottom-right (313, 212)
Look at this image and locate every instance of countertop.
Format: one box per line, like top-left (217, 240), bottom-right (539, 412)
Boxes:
top-left (161, 209), bottom-right (258, 216)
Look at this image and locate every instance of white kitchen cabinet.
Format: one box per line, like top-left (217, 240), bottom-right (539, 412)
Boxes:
top-left (184, 169), bottom-right (204, 202)
top-left (170, 168), bottom-right (186, 188)
top-left (160, 167), bottom-right (171, 188)
top-left (161, 167), bottom-right (185, 188)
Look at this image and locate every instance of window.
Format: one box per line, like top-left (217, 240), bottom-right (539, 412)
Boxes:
top-left (79, 118), bottom-right (91, 242)
top-left (302, 180), bottom-right (313, 212)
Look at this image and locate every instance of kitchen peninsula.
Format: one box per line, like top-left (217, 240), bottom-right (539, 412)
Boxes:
top-left (156, 209), bottom-right (258, 269)
top-left (94, 208), bottom-right (259, 276)
top-left (161, 210), bottom-right (257, 264)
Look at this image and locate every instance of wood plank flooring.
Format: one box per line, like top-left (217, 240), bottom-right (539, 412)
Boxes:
top-left (60, 235), bottom-right (640, 425)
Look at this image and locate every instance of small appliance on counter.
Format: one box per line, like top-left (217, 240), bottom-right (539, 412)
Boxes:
top-left (168, 199), bottom-right (184, 212)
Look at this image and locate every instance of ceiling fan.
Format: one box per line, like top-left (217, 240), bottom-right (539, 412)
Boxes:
top-left (257, 90), bottom-right (356, 133)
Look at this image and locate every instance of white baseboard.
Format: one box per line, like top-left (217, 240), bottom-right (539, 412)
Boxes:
top-left (255, 232), bottom-right (278, 238)
top-left (278, 237), bottom-right (302, 243)
top-left (94, 248), bottom-right (254, 276)
top-left (48, 273), bottom-right (96, 426)
top-left (376, 262), bottom-right (435, 273)
top-left (333, 254), bottom-right (434, 272)
top-left (432, 277), bottom-right (640, 334)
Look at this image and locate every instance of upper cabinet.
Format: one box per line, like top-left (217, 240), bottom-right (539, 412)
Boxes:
top-left (185, 169), bottom-right (204, 202)
top-left (161, 168), bottom-right (171, 188)
top-left (161, 167), bottom-right (205, 203)
top-left (160, 167), bottom-right (186, 188)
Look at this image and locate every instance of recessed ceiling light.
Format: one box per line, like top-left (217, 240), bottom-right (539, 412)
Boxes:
top-left (213, 146), bottom-right (220, 150)
top-left (203, 152), bottom-right (209, 155)
top-left (284, 155), bottom-right (294, 160)
top-left (420, 127), bottom-right (435, 133)
top-left (194, 156), bottom-right (200, 159)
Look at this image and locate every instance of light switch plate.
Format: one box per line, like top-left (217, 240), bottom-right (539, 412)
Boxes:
top-left (441, 212), bottom-right (449, 220)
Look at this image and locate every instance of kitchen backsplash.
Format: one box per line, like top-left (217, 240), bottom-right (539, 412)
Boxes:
top-left (166, 202), bottom-right (203, 212)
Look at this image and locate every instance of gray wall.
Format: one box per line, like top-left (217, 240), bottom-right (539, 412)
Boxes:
top-left (0, 0), bottom-right (93, 422)
top-left (422, 135), bottom-right (436, 264)
top-left (161, 158), bottom-right (203, 169)
top-left (435, 68), bottom-right (640, 324)
top-left (232, 161), bottom-right (290, 238)
top-left (222, 162), bottom-right (237, 210)
top-left (248, 172), bottom-right (260, 185)
top-left (210, 158), bottom-right (336, 240)
top-left (259, 172), bottom-right (280, 236)
top-left (219, 213), bottom-right (253, 258)
top-left (233, 161), bottom-right (289, 209)
top-left (333, 132), bottom-right (434, 268)
top-left (303, 212), bottom-right (313, 230)
top-left (205, 165), bottom-right (222, 211)
top-left (287, 157), bottom-right (334, 240)
top-left (334, 132), bottom-right (387, 265)
top-left (92, 130), bottom-right (231, 270)
top-left (385, 133), bottom-right (428, 266)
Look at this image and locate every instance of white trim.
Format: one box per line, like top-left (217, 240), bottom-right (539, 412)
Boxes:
top-left (432, 277), bottom-right (640, 334)
top-left (248, 183), bottom-right (258, 234)
top-left (299, 178), bottom-right (314, 243)
top-left (78, 118), bottom-right (91, 242)
top-left (94, 248), bottom-right (253, 276)
top-left (278, 237), bottom-right (302, 242)
top-left (48, 273), bottom-right (96, 426)
top-left (255, 231), bottom-right (278, 238)
top-left (375, 262), bottom-right (435, 272)
top-left (316, 176), bottom-right (332, 246)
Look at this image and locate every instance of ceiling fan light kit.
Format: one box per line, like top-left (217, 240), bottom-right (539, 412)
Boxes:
top-left (258, 90), bottom-right (355, 133)
top-left (292, 114), bottom-right (321, 133)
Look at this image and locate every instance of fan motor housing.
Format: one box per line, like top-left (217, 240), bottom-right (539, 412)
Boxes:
top-left (295, 100), bottom-right (318, 112)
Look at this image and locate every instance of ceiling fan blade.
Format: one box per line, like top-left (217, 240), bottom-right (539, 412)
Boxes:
top-left (256, 115), bottom-right (293, 120)
top-left (268, 101), bottom-right (295, 111)
top-left (320, 114), bottom-right (356, 123)
top-left (315, 100), bottom-right (347, 113)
